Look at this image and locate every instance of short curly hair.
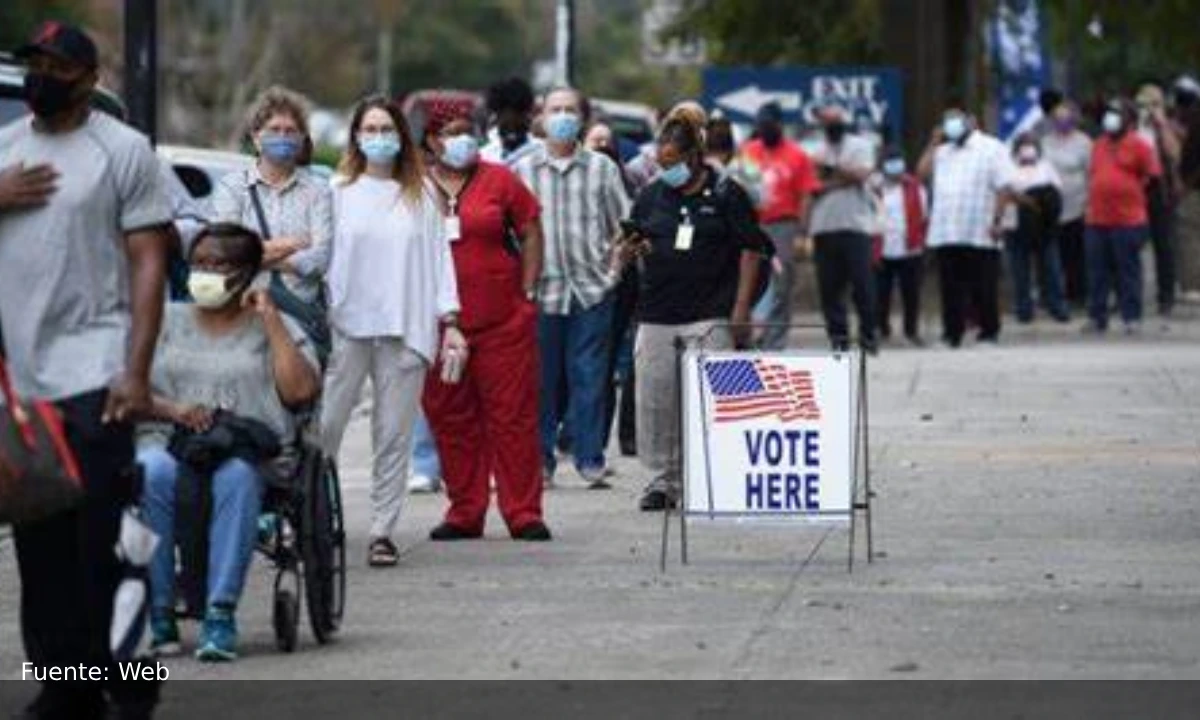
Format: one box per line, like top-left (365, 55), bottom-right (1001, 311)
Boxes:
top-left (243, 85), bottom-right (313, 139)
top-left (486, 77), bottom-right (535, 115)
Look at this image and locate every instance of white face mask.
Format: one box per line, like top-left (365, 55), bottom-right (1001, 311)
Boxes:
top-left (188, 270), bottom-right (239, 309)
top-left (1102, 111), bottom-right (1124, 135)
top-left (1016, 145), bottom-right (1039, 164)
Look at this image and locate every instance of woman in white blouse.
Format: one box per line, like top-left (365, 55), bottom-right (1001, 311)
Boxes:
top-left (1004, 133), bottom-right (1069, 324)
top-left (320, 95), bottom-right (466, 567)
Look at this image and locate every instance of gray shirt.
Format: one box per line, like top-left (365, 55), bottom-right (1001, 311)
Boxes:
top-left (211, 166), bottom-right (333, 303)
top-left (137, 303), bottom-right (319, 449)
top-left (807, 134), bottom-right (878, 236)
top-left (1041, 130), bottom-right (1092, 223)
top-left (0, 111), bottom-right (171, 400)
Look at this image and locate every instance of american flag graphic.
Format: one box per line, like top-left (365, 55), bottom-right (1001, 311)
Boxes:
top-left (703, 359), bottom-right (821, 423)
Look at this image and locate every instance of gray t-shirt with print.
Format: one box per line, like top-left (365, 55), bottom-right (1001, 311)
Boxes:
top-left (137, 303), bottom-right (319, 449)
top-left (0, 111), bottom-right (171, 400)
top-left (808, 134), bottom-right (878, 236)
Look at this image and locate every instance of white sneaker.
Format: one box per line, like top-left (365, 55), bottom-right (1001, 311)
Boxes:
top-left (408, 474), bottom-right (439, 493)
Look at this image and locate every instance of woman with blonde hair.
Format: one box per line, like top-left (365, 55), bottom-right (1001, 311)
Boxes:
top-left (319, 95), bottom-right (465, 567)
top-left (212, 85), bottom-right (332, 358)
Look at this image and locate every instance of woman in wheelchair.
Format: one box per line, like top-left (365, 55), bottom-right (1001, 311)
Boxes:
top-left (137, 222), bottom-right (321, 661)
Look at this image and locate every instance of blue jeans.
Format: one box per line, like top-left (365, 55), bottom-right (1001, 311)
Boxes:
top-left (1006, 231), bottom-right (1068, 321)
top-left (139, 447), bottom-right (262, 615)
top-left (1085, 225), bottom-right (1145, 327)
top-left (539, 296), bottom-right (613, 473)
top-left (412, 411), bottom-right (441, 478)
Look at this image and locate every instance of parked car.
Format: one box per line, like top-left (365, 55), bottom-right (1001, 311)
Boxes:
top-left (591, 98), bottom-right (658, 146)
top-left (156, 144), bottom-right (254, 214)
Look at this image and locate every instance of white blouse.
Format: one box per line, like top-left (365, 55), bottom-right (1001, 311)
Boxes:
top-left (328, 175), bottom-right (459, 363)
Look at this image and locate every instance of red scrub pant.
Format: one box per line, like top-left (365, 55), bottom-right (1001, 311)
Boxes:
top-left (423, 304), bottom-right (544, 535)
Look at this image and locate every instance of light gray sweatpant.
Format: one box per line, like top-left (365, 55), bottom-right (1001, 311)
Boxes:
top-left (635, 320), bottom-right (732, 497)
top-left (320, 332), bottom-right (427, 540)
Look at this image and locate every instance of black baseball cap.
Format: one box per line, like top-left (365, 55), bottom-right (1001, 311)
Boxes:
top-left (15, 21), bottom-right (98, 70)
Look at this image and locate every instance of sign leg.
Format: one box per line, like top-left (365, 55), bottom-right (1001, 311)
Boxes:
top-left (680, 506), bottom-right (689, 565)
top-left (660, 501), bottom-right (670, 573)
top-left (861, 351), bottom-right (875, 563)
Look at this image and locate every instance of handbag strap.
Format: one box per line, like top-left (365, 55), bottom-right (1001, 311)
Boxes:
top-left (248, 178), bottom-right (290, 287)
top-left (0, 358), bottom-right (36, 447)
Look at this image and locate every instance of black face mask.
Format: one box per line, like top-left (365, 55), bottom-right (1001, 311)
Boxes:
top-left (759, 124), bottom-right (782, 146)
top-left (824, 122), bottom-right (847, 144)
top-left (501, 129), bottom-right (528, 152)
top-left (24, 73), bottom-right (82, 119)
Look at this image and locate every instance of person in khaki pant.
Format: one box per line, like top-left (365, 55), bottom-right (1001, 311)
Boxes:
top-left (619, 114), bottom-right (767, 511)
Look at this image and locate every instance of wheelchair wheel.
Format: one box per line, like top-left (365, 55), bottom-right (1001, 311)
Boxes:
top-left (302, 453), bottom-right (346, 644)
top-left (272, 566), bottom-right (301, 653)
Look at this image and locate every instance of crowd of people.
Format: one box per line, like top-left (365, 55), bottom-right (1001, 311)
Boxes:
top-left (4, 18), bottom-right (1200, 718)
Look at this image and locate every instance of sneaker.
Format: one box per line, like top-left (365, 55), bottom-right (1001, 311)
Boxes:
top-left (150, 614), bottom-right (182, 658)
top-left (579, 465), bottom-right (611, 490)
top-left (195, 607), bottom-right (238, 662)
top-left (638, 489), bottom-right (678, 512)
top-left (512, 521), bottom-right (552, 541)
top-left (429, 522), bottom-right (483, 541)
top-left (408, 474), bottom-right (440, 494)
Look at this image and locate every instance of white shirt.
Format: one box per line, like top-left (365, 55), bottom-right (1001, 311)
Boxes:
top-left (480, 133), bottom-right (544, 167)
top-left (1002, 160), bottom-right (1062, 230)
top-left (927, 131), bottom-right (1014, 250)
top-left (880, 181), bottom-right (927, 259)
top-left (327, 175), bottom-right (459, 363)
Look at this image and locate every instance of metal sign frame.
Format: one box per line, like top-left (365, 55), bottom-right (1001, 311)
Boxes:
top-left (659, 323), bottom-right (875, 572)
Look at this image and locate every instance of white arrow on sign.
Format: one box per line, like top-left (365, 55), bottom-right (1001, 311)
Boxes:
top-left (715, 85), bottom-right (802, 118)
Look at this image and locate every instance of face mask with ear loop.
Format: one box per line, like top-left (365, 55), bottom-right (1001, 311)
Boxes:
top-left (187, 268), bottom-right (253, 309)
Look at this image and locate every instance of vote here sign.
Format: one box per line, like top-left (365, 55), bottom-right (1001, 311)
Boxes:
top-left (682, 351), bottom-right (855, 518)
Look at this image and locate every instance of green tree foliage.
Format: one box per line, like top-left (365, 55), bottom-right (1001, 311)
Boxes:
top-left (0, 0), bottom-right (87, 51)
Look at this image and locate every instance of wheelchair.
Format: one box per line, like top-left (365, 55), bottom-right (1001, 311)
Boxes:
top-left (174, 414), bottom-right (346, 653)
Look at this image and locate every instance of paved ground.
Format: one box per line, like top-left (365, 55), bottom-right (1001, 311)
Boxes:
top-left (3, 309), bottom-right (1200, 684)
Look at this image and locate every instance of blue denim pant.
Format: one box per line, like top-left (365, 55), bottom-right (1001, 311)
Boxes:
top-left (138, 447), bottom-right (262, 615)
top-left (1085, 225), bottom-right (1146, 327)
top-left (539, 296), bottom-right (614, 473)
top-left (1006, 231), bottom-right (1068, 321)
top-left (411, 411), bottom-right (441, 479)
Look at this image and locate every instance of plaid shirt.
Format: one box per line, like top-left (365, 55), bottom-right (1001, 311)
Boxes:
top-left (926, 131), bottom-right (1013, 250)
top-left (514, 145), bottom-right (630, 315)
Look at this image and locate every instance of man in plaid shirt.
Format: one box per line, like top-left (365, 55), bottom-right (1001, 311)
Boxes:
top-left (918, 106), bottom-right (1015, 348)
top-left (514, 87), bottom-right (629, 487)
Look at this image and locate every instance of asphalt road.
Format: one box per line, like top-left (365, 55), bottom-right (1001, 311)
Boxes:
top-left (3, 310), bottom-right (1200, 689)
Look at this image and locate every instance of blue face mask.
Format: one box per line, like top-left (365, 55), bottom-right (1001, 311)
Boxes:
top-left (442, 134), bottom-right (480, 170)
top-left (882, 158), bottom-right (905, 177)
top-left (546, 112), bottom-right (581, 143)
top-left (660, 162), bottom-right (692, 189)
top-left (358, 133), bottom-right (402, 166)
top-left (260, 134), bottom-right (302, 164)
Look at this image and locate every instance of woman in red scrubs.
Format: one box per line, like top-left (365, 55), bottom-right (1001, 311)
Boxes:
top-left (421, 103), bottom-right (551, 541)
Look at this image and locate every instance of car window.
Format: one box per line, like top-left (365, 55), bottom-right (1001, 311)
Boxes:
top-left (0, 94), bottom-right (27, 127)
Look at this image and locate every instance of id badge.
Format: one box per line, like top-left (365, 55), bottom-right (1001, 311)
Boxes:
top-left (674, 222), bottom-right (694, 251)
top-left (445, 216), bottom-right (462, 242)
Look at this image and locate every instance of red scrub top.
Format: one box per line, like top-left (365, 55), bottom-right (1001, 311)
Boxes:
top-left (440, 161), bottom-right (541, 331)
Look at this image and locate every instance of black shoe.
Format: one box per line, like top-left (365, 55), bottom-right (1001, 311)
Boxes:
top-left (638, 489), bottom-right (678, 512)
top-left (905, 334), bottom-right (926, 348)
top-left (860, 339), bottom-right (880, 357)
top-left (429, 522), bottom-right (483, 541)
top-left (619, 439), bottom-right (637, 456)
top-left (512, 521), bottom-right (552, 541)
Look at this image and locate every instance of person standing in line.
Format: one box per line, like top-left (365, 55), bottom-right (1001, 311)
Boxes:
top-left (211, 86), bottom-right (332, 320)
top-left (481, 77), bottom-right (543, 168)
top-left (420, 103), bottom-right (552, 541)
top-left (1083, 99), bottom-right (1162, 335)
top-left (513, 87), bottom-right (630, 488)
top-left (917, 107), bottom-right (1015, 348)
top-left (739, 101), bottom-right (820, 350)
top-left (623, 116), bottom-right (764, 511)
top-left (807, 105), bottom-right (879, 353)
top-left (0, 22), bottom-right (170, 718)
top-left (874, 149), bottom-right (928, 346)
top-left (1003, 134), bottom-right (1069, 324)
top-left (1135, 83), bottom-right (1184, 317)
top-left (1041, 100), bottom-right (1093, 308)
top-left (319, 96), bottom-right (465, 567)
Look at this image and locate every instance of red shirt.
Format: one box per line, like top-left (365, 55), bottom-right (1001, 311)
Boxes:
top-left (441, 161), bottom-right (540, 331)
top-left (1086, 133), bottom-right (1161, 227)
top-left (740, 138), bottom-right (820, 224)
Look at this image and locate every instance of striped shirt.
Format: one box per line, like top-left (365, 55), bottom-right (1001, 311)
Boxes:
top-left (514, 145), bottom-right (630, 315)
top-left (211, 165), bottom-right (334, 303)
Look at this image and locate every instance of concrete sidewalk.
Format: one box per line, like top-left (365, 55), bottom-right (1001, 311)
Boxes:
top-left (2, 312), bottom-right (1199, 683)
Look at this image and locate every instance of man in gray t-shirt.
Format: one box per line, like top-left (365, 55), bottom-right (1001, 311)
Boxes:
top-left (0, 21), bottom-right (170, 716)
top-left (807, 105), bottom-right (880, 352)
